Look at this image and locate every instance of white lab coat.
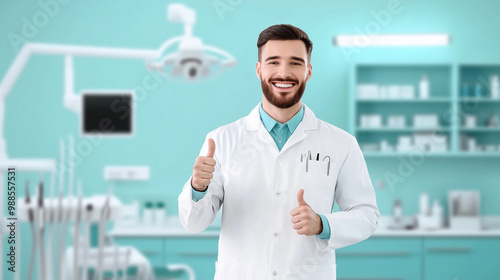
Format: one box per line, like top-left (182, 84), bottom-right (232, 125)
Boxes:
top-left (178, 103), bottom-right (379, 280)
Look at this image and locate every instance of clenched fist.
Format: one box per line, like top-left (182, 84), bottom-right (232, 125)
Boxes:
top-left (191, 138), bottom-right (216, 192)
top-left (290, 189), bottom-right (323, 236)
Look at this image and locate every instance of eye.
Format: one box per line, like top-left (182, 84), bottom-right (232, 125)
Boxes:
top-left (268, 61), bottom-right (278, 65)
top-left (292, 62), bottom-right (302, 66)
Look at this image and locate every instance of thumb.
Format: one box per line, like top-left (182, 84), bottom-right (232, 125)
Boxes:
top-left (206, 138), bottom-right (216, 158)
top-left (297, 189), bottom-right (308, 206)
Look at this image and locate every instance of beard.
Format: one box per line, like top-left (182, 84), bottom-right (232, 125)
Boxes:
top-left (261, 75), bottom-right (306, 109)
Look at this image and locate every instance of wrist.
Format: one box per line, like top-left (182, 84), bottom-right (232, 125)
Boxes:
top-left (190, 178), bottom-right (208, 192)
top-left (316, 214), bottom-right (323, 235)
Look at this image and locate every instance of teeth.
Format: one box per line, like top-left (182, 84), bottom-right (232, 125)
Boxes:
top-left (274, 83), bottom-right (294, 88)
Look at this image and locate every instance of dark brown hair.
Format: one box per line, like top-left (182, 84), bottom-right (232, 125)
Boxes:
top-left (257, 24), bottom-right (313, 64)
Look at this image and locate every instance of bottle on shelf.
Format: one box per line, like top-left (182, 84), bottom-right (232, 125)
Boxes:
top-left (432, 199), bottom-right (443, 228)
top-left (419, 192), bottom-right (429, 216)
top-left (487, 113), bottom-right (500, 128)
top-left (464, 114), bottom-right (477, 128)
top-left (461, 83), bottom-right (469, 98)
top-left (393, 199), bottom-right (403, 223)
top-left (474, 83), bottom-right (485, 98)
top-left (467, 137), bottom-right (477, 152)
top-left (142, 201), bottom-right (154, 226)
top-left (491, 74), bottom-right (500, 99)
top-left (419, 75), bottom-right (430, 99)
top-left (155, 201), bottom-right (166, 227)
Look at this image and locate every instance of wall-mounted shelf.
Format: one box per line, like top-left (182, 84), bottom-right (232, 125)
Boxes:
top-left (459, 98), bottom-right (500, 103)
top-left (356, 98), bottom-right (451, 103)
top-left (362, 152), bottom-right (500, 158)
top-left (356, 127), bottom-right (450, 132)
top-left (460, 127), bottom-right (500, 132)
top-left (350, 63), bottom-right (500, 157)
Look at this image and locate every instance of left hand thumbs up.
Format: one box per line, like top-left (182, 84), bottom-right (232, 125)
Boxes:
top-left (290, 189), bottom-right (323, 236)
top-left (297, 189), bottom-right (308, 206)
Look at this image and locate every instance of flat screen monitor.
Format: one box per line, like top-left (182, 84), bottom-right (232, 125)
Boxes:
top-left (81, 92), bottom-right (133, 135)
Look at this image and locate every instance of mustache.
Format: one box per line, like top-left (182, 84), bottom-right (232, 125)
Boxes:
top-left (269, 78), bottom-right (298, 83)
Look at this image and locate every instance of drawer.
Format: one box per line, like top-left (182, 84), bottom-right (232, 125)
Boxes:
top-left (114, 237), bottom-right (164, 267)
top-left (336, 237), bottom-right (421, 256)
top-left (336, 237), bottom-right (421, 280)
top-left (424, 237), bottom-right (500, 253)
top-left (424, 237), bottom-right (500, 279)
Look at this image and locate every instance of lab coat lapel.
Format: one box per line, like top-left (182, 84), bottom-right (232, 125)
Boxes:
top-left (280, 104), bottom-right (318, 153)
top-left (245, 104), bottom-right (280, 152)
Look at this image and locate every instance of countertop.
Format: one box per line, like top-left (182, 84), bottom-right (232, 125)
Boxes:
top-left (109, 215), bottom-right (500, 238)
top-left (373, 216), bottom-right (500, 237)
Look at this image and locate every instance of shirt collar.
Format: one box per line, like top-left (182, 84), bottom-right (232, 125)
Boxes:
top-left (259, 103), bottom-right (304, 134)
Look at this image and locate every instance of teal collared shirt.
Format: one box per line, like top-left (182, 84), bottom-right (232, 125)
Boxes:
top-left (259, 103), bottom-right (304, 151)
top-left (192, 103), bottom-right (331, 240)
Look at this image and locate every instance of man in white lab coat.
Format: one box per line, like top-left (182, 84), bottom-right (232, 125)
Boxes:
top-left (178, 24), bottom-right (379, 280)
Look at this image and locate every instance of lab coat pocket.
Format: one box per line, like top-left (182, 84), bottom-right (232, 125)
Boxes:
top-left (301, 160), bottom-right (335, 212)
top-left (214, 261), bottom-right (253, 280)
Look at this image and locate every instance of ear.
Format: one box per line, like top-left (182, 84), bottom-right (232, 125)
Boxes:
top-left (305, 63), bottom-right (312, 82)
top-left (256, 61), bottom-right (261, 80)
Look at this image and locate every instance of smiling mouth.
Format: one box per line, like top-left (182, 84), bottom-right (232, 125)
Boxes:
top-left (271, 81), bottom-right (297, 91)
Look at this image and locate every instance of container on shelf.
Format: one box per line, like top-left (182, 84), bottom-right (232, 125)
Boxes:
top-left (413, 114), bottom-right (439, 128)
top-left (155, 201), bottom-right (166, 227)
top-left (490, 74), bottom-right (500, 99)
top-left (461, 83), bottom-right (469, 97)
top-left (142, 201), bottom-right (154, 226)
top-left (419, 75), bottom-right (430, 99)
top-left (487, 113), bottom-right (500, 127)
top-left (393, 199), bottom-right (403, 224)
top-left (360, 114), bottom-right (382, 128)
top-left (357, 84), bottom-right (379, 99)
top-left (387, 115), bottom-right (406, 128)
top-left (467, 137), bottom-right (477, 152)
top-left (474, 83), bottom-right (485, 98)
top-left (464, 114), bottom-right (477, 128)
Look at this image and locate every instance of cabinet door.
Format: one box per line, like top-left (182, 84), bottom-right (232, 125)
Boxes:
top-left (424, 238), bottom-right (500, 280)
top-left (164, 237), bottom-right (219, 280)
top-left (336, 237), bottom-right (422, 280)
top-left (113, 237), bottom-right (164, 267)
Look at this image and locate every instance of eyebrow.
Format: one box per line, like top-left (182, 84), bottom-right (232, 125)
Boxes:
top-left (264, 56), bottom-right (305, 63)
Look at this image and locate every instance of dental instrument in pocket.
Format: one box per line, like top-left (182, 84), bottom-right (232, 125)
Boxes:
top-left (306, 150), bottom-right (311, 172)
top-left (323, 156), bottom-right (331, 176)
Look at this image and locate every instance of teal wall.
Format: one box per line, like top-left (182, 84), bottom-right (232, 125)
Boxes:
top-left (2, 0), bottom-right (500, 220)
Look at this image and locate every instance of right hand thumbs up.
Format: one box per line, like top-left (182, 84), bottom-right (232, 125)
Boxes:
top-left (191, 138), bottom-right (217, 191)
top-left (206, 138), bottom-right (215, 158)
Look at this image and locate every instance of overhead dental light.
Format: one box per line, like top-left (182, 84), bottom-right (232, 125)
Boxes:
top-left (147, 3), bottom-right (237, 81)
top-left (334, 34), bottom-right (450, 47)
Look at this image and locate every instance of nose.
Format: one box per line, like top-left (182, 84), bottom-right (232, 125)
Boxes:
top-left (276, 64), bottom-right (292, 79)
